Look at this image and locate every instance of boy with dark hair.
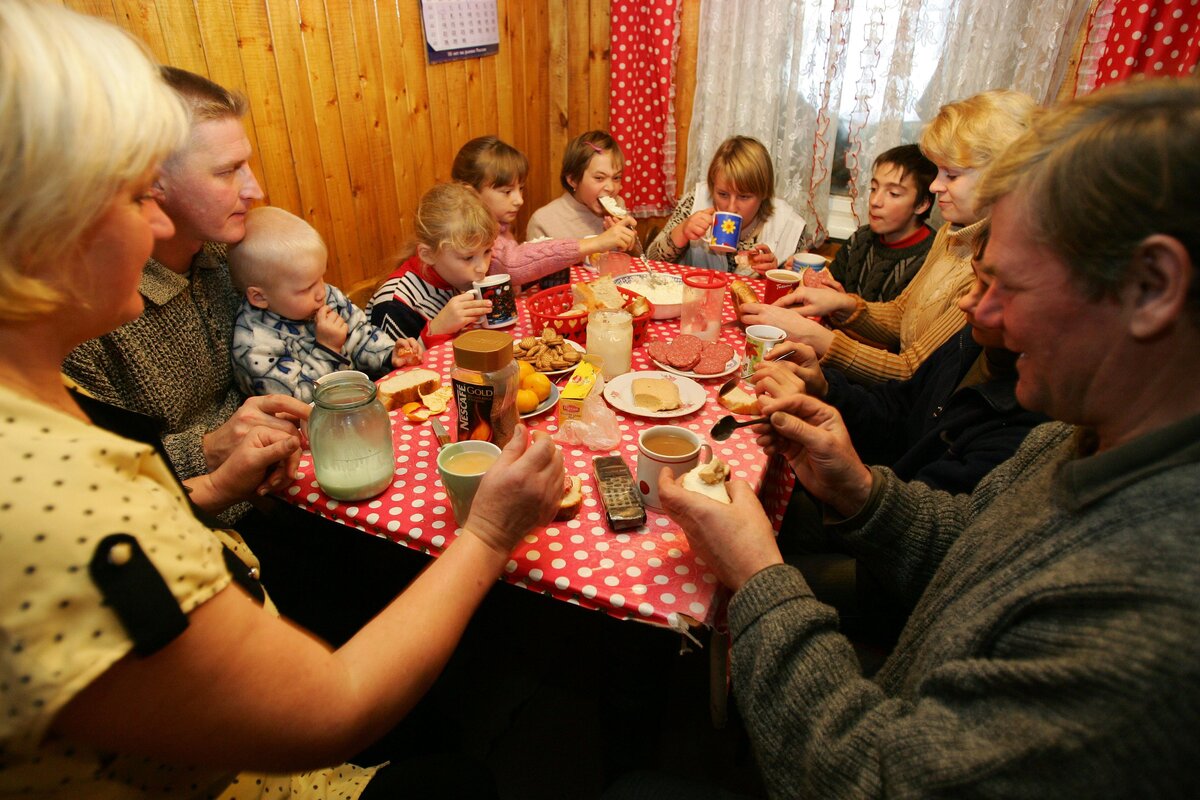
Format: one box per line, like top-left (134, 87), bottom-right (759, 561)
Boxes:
top-left (828, 144), bottom-right (937, 301)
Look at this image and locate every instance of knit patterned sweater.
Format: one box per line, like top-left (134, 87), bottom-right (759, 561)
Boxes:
top-left (822, 219), bottom-right (984, 385)
top-left (828, 223), bottom-right (936, 302)
top-left (62, 244), bottom-right (243, 482)
top-left (730, 417), bottom-right (1200, 798)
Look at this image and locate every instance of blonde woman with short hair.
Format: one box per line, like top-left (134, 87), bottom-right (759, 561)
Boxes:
top-left (744, 90), bottom-right (1038, 384)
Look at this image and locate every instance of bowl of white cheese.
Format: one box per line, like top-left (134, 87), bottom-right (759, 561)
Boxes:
top-left (615, 272), bottom-right (684, 320)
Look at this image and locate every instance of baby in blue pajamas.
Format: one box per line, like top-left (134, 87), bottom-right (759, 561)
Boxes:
top-left (228, 207), bottom-right (420, 402)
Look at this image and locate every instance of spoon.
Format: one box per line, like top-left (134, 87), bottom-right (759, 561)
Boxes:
top-left (710, 413), bottom-right (771, 442)
top-left (717, 348), bottom-right (795, 399)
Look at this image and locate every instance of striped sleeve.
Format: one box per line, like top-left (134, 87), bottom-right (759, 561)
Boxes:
top-left (821, 303), bottom-right (968, 384)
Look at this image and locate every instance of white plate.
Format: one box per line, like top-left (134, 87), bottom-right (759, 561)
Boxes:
top-left (602, 370), bottom-right (706, 419)
top-left (521, 382), bottom-right (560, 419)
top-left (517, 338), bottom-right (586, 377)
top-left (650, 351), bottom-right (741, 380)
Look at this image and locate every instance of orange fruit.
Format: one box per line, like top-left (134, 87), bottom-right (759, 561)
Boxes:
top-left (518, 360), bottom-right (537, 382)
top-left (523, 372), bottom-right (552, 402)
top-left (516, 388), bottom-right (540, 414)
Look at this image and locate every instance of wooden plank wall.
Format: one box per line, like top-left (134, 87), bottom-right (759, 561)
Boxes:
top-left (66, 0), bottom-right (642, 290)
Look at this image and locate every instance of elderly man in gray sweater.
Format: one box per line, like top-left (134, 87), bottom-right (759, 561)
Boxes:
top-left (649, 78), bottom-right (1200, 799)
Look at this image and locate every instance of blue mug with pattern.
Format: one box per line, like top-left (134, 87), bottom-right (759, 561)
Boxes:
top-left (708, 211), bottom-right (742, 253)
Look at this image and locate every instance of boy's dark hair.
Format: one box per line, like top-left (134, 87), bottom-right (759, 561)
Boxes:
top-left (874, 144), bottom-right (937, 223)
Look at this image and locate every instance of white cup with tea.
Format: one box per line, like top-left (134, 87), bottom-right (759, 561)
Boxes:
top-left (436, 441), bottom-right (502, 525)
top-left (636, 425), bottom-right (712, 509)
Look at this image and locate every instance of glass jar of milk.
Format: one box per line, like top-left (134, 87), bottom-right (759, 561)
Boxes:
top-left (586, 308), bottom-right (633, 379)
top-left (309, 371), bottom-right (396, 501)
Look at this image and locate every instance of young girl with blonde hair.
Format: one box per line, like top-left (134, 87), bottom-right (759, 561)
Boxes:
top-left (451, 136), bottom-right (637, 288)
top-left (367, 182), bottom-right (498, 347)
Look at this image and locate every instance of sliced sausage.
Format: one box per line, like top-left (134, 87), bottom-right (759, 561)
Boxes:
top-left (693, 342), bottom-right (735, 375)
top-left (666, 334), bottom-right (704, 370)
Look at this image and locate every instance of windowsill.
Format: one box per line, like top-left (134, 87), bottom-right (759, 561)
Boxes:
top-left (827, 194), bottom-right (858, 242)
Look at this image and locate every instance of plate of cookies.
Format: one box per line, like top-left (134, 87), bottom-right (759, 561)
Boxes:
top-left (513, 328), bottom-right (586, 376)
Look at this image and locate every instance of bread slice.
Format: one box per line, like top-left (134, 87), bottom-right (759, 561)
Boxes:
top-left (682, 459), bottom-right (731, 503)
top-left (556, 474), bottom-right (583, 521)
top-left (718, 385), bottom-right (761, 416)
top-left (572, 276), bottom-right (626, 313)
top-left (632, 377), bottom-right (680, 411)
top-left (377, 368), bottom-right (441, 411)
top-left (599, 196), bottom-right (627, 218)
top-left (729, 279), bottom-right (759, 324)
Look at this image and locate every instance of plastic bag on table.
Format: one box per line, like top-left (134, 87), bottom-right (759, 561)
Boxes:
top-left (553, 373), bottom-right (620, 451)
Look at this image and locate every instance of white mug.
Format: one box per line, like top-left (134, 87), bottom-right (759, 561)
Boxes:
top-left (791, 252), bottom-right (828, 272)
top-left (471, 274), bottom-right (517, 328)
top-left (636, 425), bottom-right (712, 509)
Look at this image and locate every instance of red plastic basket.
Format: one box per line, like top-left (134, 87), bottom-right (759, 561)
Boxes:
top-left (525, 284), bottom-right (654, 346)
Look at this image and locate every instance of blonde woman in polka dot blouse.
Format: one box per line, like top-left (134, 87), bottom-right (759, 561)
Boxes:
top-left (0, 4), bottom-right (564, 798)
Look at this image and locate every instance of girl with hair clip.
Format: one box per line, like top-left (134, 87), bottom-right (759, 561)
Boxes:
top-left (451, 136), bottom-right (637, 289)
top-left (367, 182), bottom-right (498, 348)
top-left (526, 130), bottom-right (642, 252)
top-left (647, 135), bottom-right (808, 274)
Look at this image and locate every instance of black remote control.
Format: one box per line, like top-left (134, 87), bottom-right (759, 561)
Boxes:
top-left (592, 456), bottom-right (647, 531)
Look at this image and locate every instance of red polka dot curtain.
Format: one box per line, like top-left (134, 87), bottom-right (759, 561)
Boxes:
top-left (1076, 0), bottom-right (1199, 94)
top-left (608, 0), bottom-right (681, 217)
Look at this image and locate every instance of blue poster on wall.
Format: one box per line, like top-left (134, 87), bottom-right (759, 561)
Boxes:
top-left (420, 0), bottom-right (499, 65)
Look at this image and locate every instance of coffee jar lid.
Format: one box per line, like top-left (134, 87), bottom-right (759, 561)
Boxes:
top-left (453, 329), bottom-right (515, 372)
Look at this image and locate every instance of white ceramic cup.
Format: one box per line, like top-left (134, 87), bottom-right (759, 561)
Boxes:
top-left (743, 324), bottom-right (786, 378)
top-left (791, 252), bottom-right (828, 272)
top-left (436, 441), bottom-right (502, 526)
top-left (636, 425), bottom-right (712, 509)
top-left (471, 274), bottom-right (517, 328)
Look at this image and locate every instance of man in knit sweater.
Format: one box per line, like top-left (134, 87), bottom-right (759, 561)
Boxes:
top-left (62, 68), bottom-right (308, 496)
top-left (827, 145), bottom-right (937, 302)
top-left (651, 79), bottom-right (1200, 798)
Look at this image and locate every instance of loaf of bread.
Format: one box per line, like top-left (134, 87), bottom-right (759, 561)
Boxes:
top-left (729, 279), bottom-right (759, 324)
top-left (632, 377), bottom-right (680, 411)
top-left (377, 368), bottom-right (441, 411)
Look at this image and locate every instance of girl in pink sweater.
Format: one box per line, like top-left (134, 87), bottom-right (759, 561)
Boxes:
top-left (451, 136), bottom-right (637, 288)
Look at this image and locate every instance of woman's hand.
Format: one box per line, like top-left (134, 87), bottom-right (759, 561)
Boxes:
top-left (671, 206), bottom-right (715, 249)
top-left (465, 427), bottom-right (564, 556)
top-left (752, 395), bottom-right (874, 518)
top-left (314, 305), bottom-right (349, 351)
top-left (658, 473), bottom-right (781, 592)
top-left (739, 303), bottom-right (836, 356)
top-left (428, 292), bottom-right (491, 336)
top-left (775, 285), bottom-right (857, 318)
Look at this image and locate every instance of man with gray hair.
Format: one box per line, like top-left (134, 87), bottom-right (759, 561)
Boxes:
top-left (641, 77), bottom-right (1200, 798)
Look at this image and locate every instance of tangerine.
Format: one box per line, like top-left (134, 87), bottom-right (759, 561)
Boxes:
top-left (518, 360), bottom-right (536, 382)
top-left (516, 388), bottom-right (540, 414)
top-left (523, 372), bottom-right (552, 402)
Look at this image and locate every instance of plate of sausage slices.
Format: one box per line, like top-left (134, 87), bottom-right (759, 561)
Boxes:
top-left (644, 335), bottom-right (741, 380)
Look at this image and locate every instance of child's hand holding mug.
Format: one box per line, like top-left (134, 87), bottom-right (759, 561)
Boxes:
top-left (429, 291), bottom-right (491, 336)
top-left (672, 206), bottom-right (715, 248)
top-left (314, 305), bottom-right (349, 351)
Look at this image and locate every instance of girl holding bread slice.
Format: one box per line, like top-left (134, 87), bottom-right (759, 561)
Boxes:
top-left (526, 130), bottom-right (642, 254)
top-left (451, 136), bottom-right (637, 288)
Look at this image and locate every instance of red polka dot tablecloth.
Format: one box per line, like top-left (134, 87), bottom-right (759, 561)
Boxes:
top-left (281, 264), bottom-right (793, 632)
top-left (1080, 0), bottom-right (1199, 93)
top-left (609, 0), bottom-right (681, 217)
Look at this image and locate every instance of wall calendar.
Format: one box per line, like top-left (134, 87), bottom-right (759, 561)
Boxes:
top-left (420, 0), bottom-right (500, 64)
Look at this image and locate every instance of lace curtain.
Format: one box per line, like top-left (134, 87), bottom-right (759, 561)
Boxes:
top-left (687, 0), bottom-right (1089, 243)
